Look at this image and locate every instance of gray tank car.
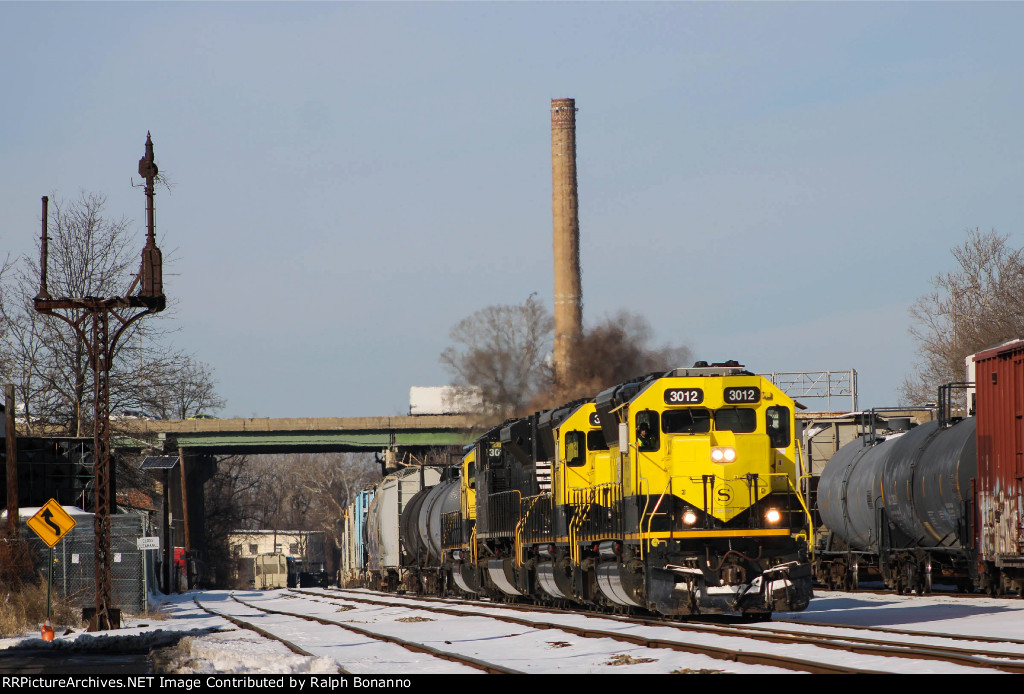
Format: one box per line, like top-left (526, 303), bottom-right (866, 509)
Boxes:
top-left (815, 418), bottom-right (976, 593)
top-left (399, 475), bottom-right (460, 593)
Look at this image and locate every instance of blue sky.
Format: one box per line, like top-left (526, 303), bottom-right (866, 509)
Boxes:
top-left (2, 2), bottom-right (1022, 417)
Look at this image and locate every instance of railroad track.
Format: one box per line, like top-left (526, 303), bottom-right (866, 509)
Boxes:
top-left (296, 589), bottom-right (1015, 675)
top-left (295, 588), bottom-right (1021, 674)
top-left (191, 592), bottom-right (515, 674)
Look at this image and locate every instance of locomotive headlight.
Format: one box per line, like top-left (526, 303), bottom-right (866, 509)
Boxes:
top-left (711, 447), bottom-right (736, 463)
top-left (682, 510), bottom-right (698, 525)
top-left (765, 508), bottom-right (781, 524)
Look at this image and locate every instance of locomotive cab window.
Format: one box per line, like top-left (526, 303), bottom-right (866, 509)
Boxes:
top-left (565, 431), bottom-right (586, 467)
top-left (662, 408), bottom-right (711, 434)
top-left (714, 407), bottom-right (757, 433)
top-left (466, 461), bottom-right (476, 490)
top-left (635, 411), bottom-right (660, 451)
top-left (766, 406), bottom-right (791, 447)
top-left (587, 429), bottom-right (608, 451)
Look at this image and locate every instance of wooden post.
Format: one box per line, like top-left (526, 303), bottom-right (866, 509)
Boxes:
top-left (5, 385), bottom-right (17, 536)
top-left (178, 447), bottom-right (191, 589)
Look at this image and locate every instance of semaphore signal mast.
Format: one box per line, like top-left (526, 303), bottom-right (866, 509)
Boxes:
top-left (34, 133), bottom-right (167, 631)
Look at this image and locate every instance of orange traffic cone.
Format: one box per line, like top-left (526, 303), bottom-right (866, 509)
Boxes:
top-left (41, 619), bottom-right (54, 641)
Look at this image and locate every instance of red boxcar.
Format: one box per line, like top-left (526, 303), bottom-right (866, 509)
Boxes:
top-left (971, 339), bottom-right (1024, 588)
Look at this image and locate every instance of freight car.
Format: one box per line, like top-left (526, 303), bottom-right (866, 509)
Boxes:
top-left (813, 340), bottom-right (1024, 596)
top-left (362, 466), bottom-right (440, 591)
top-left (345, 361), bottom-right (815, 618)
top-left (339, 487), bottom-right (374, 586)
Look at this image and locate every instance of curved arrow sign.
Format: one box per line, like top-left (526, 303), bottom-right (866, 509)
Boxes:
top-left (27, 499), bottom-right (77, 548)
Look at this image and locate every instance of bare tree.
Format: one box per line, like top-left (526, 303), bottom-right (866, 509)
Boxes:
top-left (138, 355), bottom-right (226, 420)
top-left (548, 311), bottom-right (692, 406)
top-left (203, 454), bottom-right (262, 585)
top-left (200, 452), bottom-right (379, 584)
top-left (440, 296), bottom-right (691, 416)
top-left (902, 228), bottom-right (1024, 405)
top-left (0, 192), bottom-right (225, 432)
top-left (0, 254), bottom-right (12, 351)
top-left (440, 294), bottom-right (554, 419)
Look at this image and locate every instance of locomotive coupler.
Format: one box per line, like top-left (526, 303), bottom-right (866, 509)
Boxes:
top-left (757, 561), bottom-right (813, 611)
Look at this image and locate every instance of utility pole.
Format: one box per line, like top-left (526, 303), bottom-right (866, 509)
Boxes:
top-left (5, 384), bottom-right (17, 538)
top-left (34, 133), bottom-right (167, 631)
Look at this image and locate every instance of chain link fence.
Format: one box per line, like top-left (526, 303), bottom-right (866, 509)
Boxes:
top-left (21, 512), bottom-right (150, 614)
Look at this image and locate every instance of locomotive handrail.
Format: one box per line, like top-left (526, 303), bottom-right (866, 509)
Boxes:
top-left (514, 493), bottom-right (550, 568)
top-left (638, 477), bottom-right (652, 559)
top-left (777, 471), bottom-right (814, 551)
top-left (568, 482), bottom-right (624, 561)
top-left (793, 445), bottom-right (816, 551)
top-left (643, 478), bottom-right (674, 556)
top-left (568, 490), bottom-right (590, 565)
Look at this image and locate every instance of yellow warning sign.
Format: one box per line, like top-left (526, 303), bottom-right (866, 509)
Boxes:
top-left (27, 499), bottom-right (77, 548)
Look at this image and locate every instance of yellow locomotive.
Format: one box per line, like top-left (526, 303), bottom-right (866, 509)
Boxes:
top-left (335, 362), bottom-right (815, 618)
top-left (582, 361), bottom-right (812, 615)
top-left (414, 362), bottom-right (813, 617)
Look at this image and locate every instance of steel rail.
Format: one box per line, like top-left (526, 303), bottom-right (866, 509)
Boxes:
top-left (227, 594), bottom-right (519, 675)
top-left (191, 595), bottom-right (334, 665)
top-left (294, 589), bottom-right (878, 674)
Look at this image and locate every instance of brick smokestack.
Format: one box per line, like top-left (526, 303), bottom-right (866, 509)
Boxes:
top-left (551, 98), bottom-right (582, 385)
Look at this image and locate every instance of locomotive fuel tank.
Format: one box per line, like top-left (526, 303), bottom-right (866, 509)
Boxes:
top-left (818, 418), bottom-right (976, 552)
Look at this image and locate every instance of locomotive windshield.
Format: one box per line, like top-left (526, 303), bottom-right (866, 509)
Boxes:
top-left (662, 408), bottom-right (711, 433)
top-left (587, 429), bottom-right (607, 451)
top-left (714, 407), bottom-right (757, 433)
top-left (661, 407), bottom-right (757, 434)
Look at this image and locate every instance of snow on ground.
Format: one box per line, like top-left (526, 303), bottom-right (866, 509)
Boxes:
top-left (0, 591), bottom-right (336, 674)
top-left (2, 589), bottom-right (1024, 674)
top-left (786, 589), bottom-right (1024, 641)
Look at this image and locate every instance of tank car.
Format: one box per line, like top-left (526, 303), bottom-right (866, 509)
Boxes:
top-left (814, 339), bottom-right (1024, 596)
top-left (398, 470), bottom-right (460, 594)
top-left (814, 417), bottom-right (976, 593)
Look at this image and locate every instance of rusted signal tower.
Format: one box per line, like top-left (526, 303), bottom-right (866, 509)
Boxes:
top-left (34, 133), bottom-right (166, 631)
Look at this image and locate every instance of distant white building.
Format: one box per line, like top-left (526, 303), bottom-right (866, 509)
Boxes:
top-left (409, 386), bottom-right (483, 415)
top-left (228, 529), bottom-right (326, 572)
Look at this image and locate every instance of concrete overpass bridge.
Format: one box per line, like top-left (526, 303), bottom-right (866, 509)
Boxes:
top-left (116, 414), bottom-right (481, 456)
top-left (106, 414), bottom-right (483, 590)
